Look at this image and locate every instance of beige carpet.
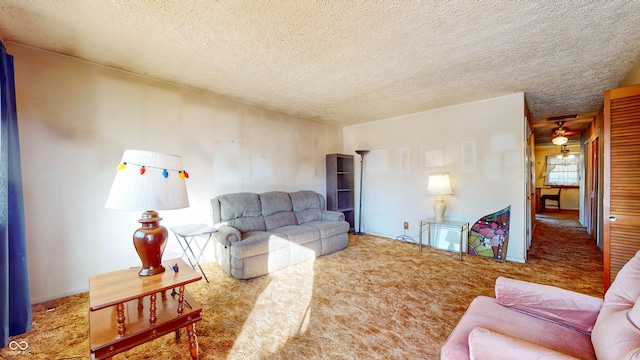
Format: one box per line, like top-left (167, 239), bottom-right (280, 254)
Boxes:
top-left (3, 211), bottom-right (603, 359)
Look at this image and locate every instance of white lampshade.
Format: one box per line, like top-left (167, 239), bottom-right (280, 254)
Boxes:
top-left (552, 135), bottom-right (568, 146)
top-left (105, 150), bottom-right (190, 210)
top-left (426, 173), bottom-right (453, 196)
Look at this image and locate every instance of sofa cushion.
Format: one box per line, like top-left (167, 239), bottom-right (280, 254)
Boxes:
top-left (591, 250), bottom-right (640, 360)
top-left (271, 225), bottom-right (320, 245)
top-left (468, 326), bottom-right (579, 360)
top-left (440, 296), bottom-right (596, 360)
top-left (290, 190), bottom-right (322, 211)
top-left (600, 250), bottom-right (640, 310)
top-left (218, 192), bottom-right (262, 220)
top-left (260, 191), bottom-right (293, 216)
top-left (291, 190), bottom-right (323, 224)
top-left (264, 211), bottom-right (298, 231)
top-left (260, 191), bottom-right (298, 230)
top-left (230, 231), bottom-right (290, 260)
top-left (495, 277), bottom-right (602, 334)
top-left (217, 193), bottom-right (266, 232)
top-left (305, 220), bottom-right (350, 238)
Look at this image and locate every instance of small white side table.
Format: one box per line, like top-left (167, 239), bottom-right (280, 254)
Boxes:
top-left (419, 218), bottom-right (469, 261)
top-left (170, 223), bottom-right (217, 283)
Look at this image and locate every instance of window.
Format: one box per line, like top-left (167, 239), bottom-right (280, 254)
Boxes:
top-left (546, 154), bottom-right (579, 186)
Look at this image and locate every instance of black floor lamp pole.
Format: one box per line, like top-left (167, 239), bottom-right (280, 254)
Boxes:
top-left (355, 150), bottom-right (369, 236)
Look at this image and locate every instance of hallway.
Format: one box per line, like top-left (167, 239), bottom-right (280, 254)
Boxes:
top-left (530, 210), bottom-right (603, 296)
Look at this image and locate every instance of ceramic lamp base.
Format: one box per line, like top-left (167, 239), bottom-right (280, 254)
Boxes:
top-left (433, 196), bottom-right (446, 222)
top-left (133, 210), bottom-right (167, 276)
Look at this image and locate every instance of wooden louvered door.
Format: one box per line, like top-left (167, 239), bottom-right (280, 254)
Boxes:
top-left (603, 84), bottom-right (640, 291)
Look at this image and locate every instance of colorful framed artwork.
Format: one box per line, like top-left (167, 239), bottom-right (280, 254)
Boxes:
top-left (461, 140), bottom-right (476, 172)
top-left (468, 206), bottom-right (511, 261)
top-left (420, 144), bottom-right (448, 173)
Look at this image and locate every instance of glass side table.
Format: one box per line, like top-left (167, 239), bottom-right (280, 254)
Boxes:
top-left (170, 223), bottom-right (217, 283)
top-left (419, 218), bottom-right (469, 261)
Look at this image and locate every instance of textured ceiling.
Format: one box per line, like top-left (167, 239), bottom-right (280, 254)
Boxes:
top-left (1, 1), bottom-right (640, 143)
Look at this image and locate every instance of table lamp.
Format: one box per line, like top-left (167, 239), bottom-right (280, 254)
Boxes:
top-left (105, 150), bottom-right (190, 276)
top-left (427, 173), bottom-right (453, 221)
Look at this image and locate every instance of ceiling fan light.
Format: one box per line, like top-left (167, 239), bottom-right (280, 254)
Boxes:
top-left (552, 135), bottom-right (568, 145)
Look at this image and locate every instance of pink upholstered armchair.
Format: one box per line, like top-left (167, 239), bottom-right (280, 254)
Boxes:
top-left (440, 250), bottom-right (640, 360)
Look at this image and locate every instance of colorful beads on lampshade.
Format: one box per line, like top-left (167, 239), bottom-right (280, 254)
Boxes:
top-left (106, 150), bottom-right (190, 211)
top-left (115, 161), bottom-right (188, 180)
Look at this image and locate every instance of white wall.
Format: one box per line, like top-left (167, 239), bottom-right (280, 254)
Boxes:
top-left (343, 93), bottom-right (527, 263)
top-left (9, 43), bottom-right (343, 303)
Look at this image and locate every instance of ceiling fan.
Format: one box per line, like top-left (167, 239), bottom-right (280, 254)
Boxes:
top-left (551, 121), bottom-right (583, 145)
top-left (553, 121), bottom-right (583, 137)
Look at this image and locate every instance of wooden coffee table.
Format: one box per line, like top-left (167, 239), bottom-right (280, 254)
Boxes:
top-left (89, 258), bottom-right (202, 360)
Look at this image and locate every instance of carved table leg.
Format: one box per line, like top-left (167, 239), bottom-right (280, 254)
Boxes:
top-left (116, 303), bottom-right (126, 337)
top-left (187, 323), bottom-right (198, 360)
top-left (149, 293), bottom-right (157, 325)
top-left (177, 285), bottom-right (185, 315)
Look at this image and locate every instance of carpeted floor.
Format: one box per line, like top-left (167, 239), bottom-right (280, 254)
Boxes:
top-left (3, 211), bottom-right (603, 359)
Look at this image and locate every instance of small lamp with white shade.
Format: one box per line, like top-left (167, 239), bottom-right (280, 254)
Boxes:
top-left (426, 173), bottom-right (453, 222)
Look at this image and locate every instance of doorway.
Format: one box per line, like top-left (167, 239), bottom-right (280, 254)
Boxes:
top-left (533, 144), bottom-right (582, 214)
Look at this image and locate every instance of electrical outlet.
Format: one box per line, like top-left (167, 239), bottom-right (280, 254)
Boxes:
top-left (403, 221), bottom-right (409, 230)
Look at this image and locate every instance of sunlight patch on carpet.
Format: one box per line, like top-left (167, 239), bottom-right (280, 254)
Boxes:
top-left (227, 258), bottom-right (314, 358)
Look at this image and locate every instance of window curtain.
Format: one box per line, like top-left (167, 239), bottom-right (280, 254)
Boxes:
top-left (0, 40), bottom-right (31, 347)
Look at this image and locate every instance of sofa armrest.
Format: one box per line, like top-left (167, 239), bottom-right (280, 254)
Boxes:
top-left (495, 277), bottom-right (603, 334)
top-left (213, 224), bottom-right (241, 246)
top-left (321, 210), bottom-right (345, 222)
top-left (468, 327), bottom-right (579, 360)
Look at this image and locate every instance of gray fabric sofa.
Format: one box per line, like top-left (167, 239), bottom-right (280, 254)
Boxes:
top-left (210, 190), bottom-right (350, 279)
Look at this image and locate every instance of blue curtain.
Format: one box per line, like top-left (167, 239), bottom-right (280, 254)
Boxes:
top-left (0, 41), bottom-right (31, 347)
